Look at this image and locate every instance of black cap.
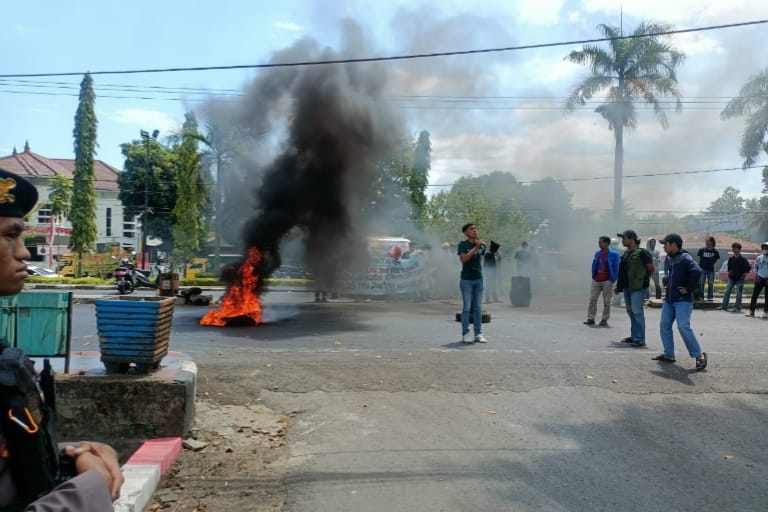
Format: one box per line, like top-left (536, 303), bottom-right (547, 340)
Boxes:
top-left (616, 230), bottom-right (639, 241)
top-left (661, 233), bottom-right (684, 247)
top-left (0, 167), bottom-right (38, 218)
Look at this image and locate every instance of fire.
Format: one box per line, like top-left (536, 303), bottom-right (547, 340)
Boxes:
top-left (200, 248), bottom-right (262, 326)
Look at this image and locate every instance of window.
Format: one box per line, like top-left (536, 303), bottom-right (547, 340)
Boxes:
top-left (106, 207), bottom-right (112, 236)
top-left (37, 204), bottom-right (52, 224)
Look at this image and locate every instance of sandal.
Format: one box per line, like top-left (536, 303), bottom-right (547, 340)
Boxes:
top-left (695, 353), bottom-right (708, 371)
top-left (652, 354), bottom-right (676, 363)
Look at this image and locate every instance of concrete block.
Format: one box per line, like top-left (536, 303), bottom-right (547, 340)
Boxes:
top-left (127, 437), bottom-right (181, 474)
top-left (113, 464), bottom-right (160, 512)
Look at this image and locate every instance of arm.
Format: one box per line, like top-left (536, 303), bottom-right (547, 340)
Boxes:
top-left (25, 471), bottom-right (113, 512)
top-left (459, 242), bottom-right (484, 264)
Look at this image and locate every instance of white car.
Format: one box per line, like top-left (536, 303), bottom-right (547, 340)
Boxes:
top-left (25, 263), bottom-right (59, 278)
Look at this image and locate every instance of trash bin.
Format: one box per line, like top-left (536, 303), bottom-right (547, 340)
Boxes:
top-left (95, 296), bottom-right (174, 374)
top-left (157, 272), bottom-right (180, 297)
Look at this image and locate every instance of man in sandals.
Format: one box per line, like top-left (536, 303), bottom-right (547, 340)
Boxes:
top-left (614, 230), bottom-right (654, 347)
top-left (653, 233), bottom-right (708, 371)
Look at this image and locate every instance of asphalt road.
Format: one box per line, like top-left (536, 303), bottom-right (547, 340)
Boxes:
top-left (72, 290), bottom-right (768, 512)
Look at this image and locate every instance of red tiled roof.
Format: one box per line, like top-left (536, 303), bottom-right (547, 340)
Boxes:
top-left (0, 147), bottom-right (119, 191)
top-left (649, 232), bottom-right (763, 252)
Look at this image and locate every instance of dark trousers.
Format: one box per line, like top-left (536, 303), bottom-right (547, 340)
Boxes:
top-left (749, 278), bottom-right (768, 313)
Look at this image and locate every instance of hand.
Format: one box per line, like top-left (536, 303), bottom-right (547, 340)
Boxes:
top-left (677, 286), bottom-right (688, 294)
top-left (65, 442), bottom-right (124, 500)
top-left (613, 287), bottom-right (619, 295)
top-left (474, 239), bottom-right (484, 248)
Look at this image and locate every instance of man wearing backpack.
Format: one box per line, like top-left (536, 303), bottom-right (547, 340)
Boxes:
top-left (0, 167), bottom-right (123, 510)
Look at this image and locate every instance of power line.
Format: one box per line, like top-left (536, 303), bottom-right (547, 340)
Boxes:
top-left (1, 19), bottom-right (766, 78)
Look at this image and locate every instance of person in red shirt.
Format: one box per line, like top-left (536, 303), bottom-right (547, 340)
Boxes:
top-left (584, 236), bottom-right (621, 327)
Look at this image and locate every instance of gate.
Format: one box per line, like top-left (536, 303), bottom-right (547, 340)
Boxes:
top-left (0, 291), bottom-right (72, 373)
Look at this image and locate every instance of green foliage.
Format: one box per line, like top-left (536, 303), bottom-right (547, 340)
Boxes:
top-left (25, 277), bottom-right (109, 285)
top-left (564, 23), bottom-right (685, 216)
top-left (170, 112), bottom-right (211, 272)
top-left (118, 138), bottom-right (178, 247)
top-left (48, 175), bottom-right (73, 221)
top-left (70, 73), bottom-right (98, 254)
top-left (410, 130), bottom-right (431, 223)
top-left (707, 186), bottom-right (745, 214)
top-left (424, 172), bottom-right (530, 251)
top-left (721, 68), bottom-right (768, 168)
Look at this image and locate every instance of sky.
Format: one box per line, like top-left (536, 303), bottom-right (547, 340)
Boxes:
top-left (1, 0), bottom-right (767, 216)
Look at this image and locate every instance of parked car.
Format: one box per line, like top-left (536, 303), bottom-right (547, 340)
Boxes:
top-left (717, 255), bottom-right (757, 283)
top-left (25, 263), bottom-right (59, 278)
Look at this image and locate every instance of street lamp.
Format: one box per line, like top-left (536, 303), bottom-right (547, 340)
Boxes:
top-left (140, 129), bottom-right (159, 270)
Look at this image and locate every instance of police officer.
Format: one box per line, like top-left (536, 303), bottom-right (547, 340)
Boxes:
top-left (0, 167), bottom-right (123, 510)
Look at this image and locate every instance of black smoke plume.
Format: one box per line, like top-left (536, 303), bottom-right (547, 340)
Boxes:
top-left (216, 23), bottom-right (406, 291)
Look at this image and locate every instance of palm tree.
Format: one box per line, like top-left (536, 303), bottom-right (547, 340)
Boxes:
top-left (721, 68), bottom-right (768, 168)
top-left (564, 23), bottom-right (685, 218)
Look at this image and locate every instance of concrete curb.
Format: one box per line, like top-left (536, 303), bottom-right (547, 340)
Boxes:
top-left (114, 437), bottom-right (182, 512)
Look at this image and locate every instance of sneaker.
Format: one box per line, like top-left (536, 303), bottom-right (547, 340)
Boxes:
top-left (762, 312), bottom-right (768, 319)
top-left (745, 311), bottom-right (755, 317)
top-left (695, 353), bottom-right (708, 371)
top-left (732, 308), bottom-right (741, 313)
top-left (583, 319), bottom-right (595, 326)
top-left (462, 334), bottom-right (473, 343)
top-left (620, 337), bottom-right (634, 343)
top-left (474, 334), bottom-right (488, 343)
top-left (598, 320), bottom-right (609, 327)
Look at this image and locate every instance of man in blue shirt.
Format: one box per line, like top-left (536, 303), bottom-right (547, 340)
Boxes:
top-left (584, 236), bottom-right (620, 327)
top-left (653, 233), bottom-right (708, 371)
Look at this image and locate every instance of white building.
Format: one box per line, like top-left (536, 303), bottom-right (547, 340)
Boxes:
top-left (0, 142), bottom-right (137, 262)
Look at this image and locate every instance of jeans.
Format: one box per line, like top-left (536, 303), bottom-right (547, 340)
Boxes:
top-left (624, 289), bottom-right (646, 342)
top-left (587, 280), bottom-right (613, 321)
top-left (699, 270), bottom-right (716, 301)
top-left (722, 279), bottom-right (745, 310)
top-left (660, 301), bottom-right (702, 358)
top-left (460, 278), bottom-right (484, 336)
top-left (749, 277), bottom-right (768, 313)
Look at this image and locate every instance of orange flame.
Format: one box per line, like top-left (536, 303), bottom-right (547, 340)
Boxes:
top-left (200, 247), bottom-right (262, 326)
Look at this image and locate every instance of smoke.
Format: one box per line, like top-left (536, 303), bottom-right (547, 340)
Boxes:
top-left (206, 20), bottom-right (406, 289)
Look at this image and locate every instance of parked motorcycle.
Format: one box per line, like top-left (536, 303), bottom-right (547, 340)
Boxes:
top-left (114, 258), bottom-right (157, 294)
top-left (114, 263), bottom-right (135, 294)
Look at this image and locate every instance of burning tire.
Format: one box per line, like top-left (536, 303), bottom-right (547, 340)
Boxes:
top-left (455, 311), bottom-right (491, 323)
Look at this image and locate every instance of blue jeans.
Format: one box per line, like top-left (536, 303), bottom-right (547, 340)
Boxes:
top-left (722, 279), bottom-right (745, 310)
top-left (460, 279), bottom-right (484, 336)
top-left (660, 301), bottom-right (702, 358)
top-left (699, 270), bottom-right (716, 300)
top-left (624, 289), bottom-right (646, 342)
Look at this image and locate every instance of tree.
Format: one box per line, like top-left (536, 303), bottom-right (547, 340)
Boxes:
top-left (721, 68), bottom-right (768, 168)
top-left (170, 112), bottom-right (210, 274)
top-left (118, 139), bottom-right (178, 250)
top-left (564, 23), bottom-right (685, 218)
top-left (706, 186), bottom-right (745, 214)
top-left (69, 73), bottom-right (99, 261)
top-left (47, 175), bottom-right (73, 267)
top-left (746, 168), bottom-right (768, 239)
top-left (410, 130), bottom-right (431, 223)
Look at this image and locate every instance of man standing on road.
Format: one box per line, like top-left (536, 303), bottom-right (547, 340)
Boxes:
top-left (652, 234), bottom-right (708, 371)
top-left (584, 236), bottom-right (620, 327)
top-left (745, 242), bottom-right (768, 318)
top-left (0, 167), bottom-right (123, 511)
top-left (614, 230), bottom-right (654, 347)
top-left (645, 238), bottom-right (662, 301)
top-left (697, 236), bottom-right (720, 302)
top-left (513, 241), bottom-right (531, 277)
top-left (457, 223), bottom-right (487, 343)
top-left (719, 242), bottom-right (751, 312)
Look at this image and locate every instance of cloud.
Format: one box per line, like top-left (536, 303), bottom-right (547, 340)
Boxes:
top-left (274, 21), bottom-right (304, 32)
top-left (515, 0), bottom-right (565, 26)
top-left (109, 109), bottom-right (178, 133)
top-left (580, 0), bottom-right (768, 24)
